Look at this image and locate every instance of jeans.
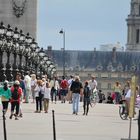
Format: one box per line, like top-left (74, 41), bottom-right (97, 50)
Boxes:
top-left (35, 97), bottom-right (42, 111)
top-left (72, 93), bottom-right (80, 113)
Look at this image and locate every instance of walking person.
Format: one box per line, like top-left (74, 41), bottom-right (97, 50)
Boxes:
top-left (70, 76), bottom-right (83, 115)
top-left (88, 76), bottom-right (97, 94)
top-left (15, 73), bottom-right (25, 117)
top-left (43, 82), bottom-right (51, 113)
top-left (10, 80), bottom-right (22, 120)
top-left (83, 81), bottom-right (91, 115)
top-left (31, 74), bottom-right (37, 103)
top-left (0, 81), bottom-right (11, 116)
top-left (67, 75), bottom-right (74, 103)
top-left (34, 80), bottom-right (44, 113)
top-left (113, 81), bottom-right (121, 104)
top-left (60, 76), bottom-right (68, 103)
top-left (50, 77), bottom-right (59, 104)
top-left (24, 72), bottom-right (31, 103)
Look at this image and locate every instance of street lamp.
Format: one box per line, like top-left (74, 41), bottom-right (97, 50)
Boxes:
top-left (59, 28), bottom-right (66, 77)
top-left (5, 24), bottom-right (14, 81)
top-left (0, 22), bottom-right (6, 81)
top-left (18, 30), bottom-right (25, 75)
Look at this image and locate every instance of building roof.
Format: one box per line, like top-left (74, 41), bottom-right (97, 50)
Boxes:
top-left (48, 49), bottom-right (140, 72)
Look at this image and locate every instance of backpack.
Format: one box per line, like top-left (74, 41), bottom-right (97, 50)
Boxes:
top-left (12, 88), bottom-right (19, 100)
top-left (61, 80), bottom-right (68, 89)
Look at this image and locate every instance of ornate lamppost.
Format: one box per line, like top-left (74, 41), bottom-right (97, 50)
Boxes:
top-left (24, 32), bottom-right (32, 74)
top-left (29, 38), bottom-right (37, 74)
top-left (5, 24), bottom-right (14, 81)
top-left (59, 28), bottom-right (66, 77)
top-left (38, 48), bottom-right (45, 78)
top-left (12, 27), bottom-right (20, 80)
top-left (18, 30), bottom-right (25, 76)
top-left (0, 22), bottom-right (6, 82)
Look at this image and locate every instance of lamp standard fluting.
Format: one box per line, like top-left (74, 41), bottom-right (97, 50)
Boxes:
top-left (12, 27), bottom-right (20, 80)
top-left (18, 30), bottom-right (25, 75)
top-left (59, 28), bottom-right (65, 77)
top-left (5, 24), bottom-right (13, 81)
top-left (0, 22), bottom-right (6, 81)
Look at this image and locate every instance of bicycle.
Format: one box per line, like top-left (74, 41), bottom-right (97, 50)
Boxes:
top-left (119, 100), bottom-right (128, 120)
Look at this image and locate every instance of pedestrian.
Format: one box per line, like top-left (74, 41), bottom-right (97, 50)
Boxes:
top-left (50, 77), bottom-right (59, 104)
top-left (24, 72), bottom-right (31, 103)
top-left (10, 80), bottom-right (22, 120)
top-left (70, 76), bottom-right (83, 115)
top-left (43, 82), bottom-right (51, 113)
top-left (0, 80), bottom-right (11, 115)
top-left (83, 81), bottom-right (91, 115)
top-left (15, 73), bottom-right (25, 117)
top-left (113, 81), bottom-right (121, 104)
top-left (31, 74), bottom-right (37, 103)
top-left (60, 76), bottom-right (68, 103)
top-left (67, 75), bottom-right (74, 103)
top-left (88, 75), bottom-right (97, 94)
top-left (34, 80), bottom-right (43, 113)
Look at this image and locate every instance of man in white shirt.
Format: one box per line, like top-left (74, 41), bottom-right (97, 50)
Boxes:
top-left (88, 76), bottom-right (97, 92)
top-left (67, 75), bottom-right (74, 103)
top-left (24, 72), bottom-right (31, 103)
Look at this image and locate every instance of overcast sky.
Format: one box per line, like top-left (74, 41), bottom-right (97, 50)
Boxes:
top-left (37, 0), bottom-right (130, 50)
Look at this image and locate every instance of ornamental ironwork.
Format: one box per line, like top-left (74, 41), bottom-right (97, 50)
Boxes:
top-left (96, 64), bottom-right (103, 71)
top-left (12, 0), bottom-right (27, 18)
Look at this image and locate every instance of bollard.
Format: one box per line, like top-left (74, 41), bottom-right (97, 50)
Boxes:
top-left (138, 110), bottom-right (140, 140)
top-left (52, 110), bottom-right (56, 140)
top-left (2, 110), bottom-right (7, 140)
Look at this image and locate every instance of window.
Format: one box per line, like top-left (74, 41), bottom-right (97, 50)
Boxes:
top-left (139, 5), bottom-right (140, 16)
top-left (108, 73), bottom-right (111, 78)
top-left (136, 29), bottom-right (139, 43)
top-left (108, 83), bottom-right (111, 90)
top-left (98, 83), bottom-right (101, 89)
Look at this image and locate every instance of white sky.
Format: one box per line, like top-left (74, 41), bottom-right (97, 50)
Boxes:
top-left (37, 0), bottom-right (130, 50)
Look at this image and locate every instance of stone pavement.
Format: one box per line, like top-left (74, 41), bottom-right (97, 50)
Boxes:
top-left (0, 102), bottom-right (138, 140)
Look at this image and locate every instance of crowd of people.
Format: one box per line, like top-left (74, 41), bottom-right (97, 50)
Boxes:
top-left (0, 72), bottom-right (140, 120)
top-left (0, 73), bottom-right (101, 119)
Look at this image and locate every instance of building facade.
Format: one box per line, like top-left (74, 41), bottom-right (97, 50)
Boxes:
top-left (46, 47), bottom-right (139, 94)
top-left (126, 0), bottom-right (140, 51)
top-left (0, 0), bottom-right (37, 38)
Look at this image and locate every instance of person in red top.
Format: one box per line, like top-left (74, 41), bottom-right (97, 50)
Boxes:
top-left (10, 80), bottom-right (22, 120)
top-left (60, 76), bottom-right (68, 103)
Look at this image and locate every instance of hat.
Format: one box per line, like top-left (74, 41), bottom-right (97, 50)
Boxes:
top-left (4, 80), bottom-right (9, 85)
top-left (14, 80), bottom-right (20, 85)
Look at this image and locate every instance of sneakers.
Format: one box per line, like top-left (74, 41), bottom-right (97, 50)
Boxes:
top-left (15, 117), bottom-right (19, 120)
top-left (72, 112), bottom-right (75, 114)
top-left (9, 114), bottom-right (13, 119)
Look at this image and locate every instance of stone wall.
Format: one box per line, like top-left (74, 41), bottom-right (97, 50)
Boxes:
top-left (0, 0), bottom-right (37, 38)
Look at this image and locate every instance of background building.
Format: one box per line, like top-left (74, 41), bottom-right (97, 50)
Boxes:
top-left (126, 0), bottom-right (140, 51)
top-left (100, 42), bottom-right (124, 51)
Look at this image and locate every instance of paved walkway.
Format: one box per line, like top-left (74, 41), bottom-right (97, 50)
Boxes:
top-left (0, 102), bottom-right (138, 140)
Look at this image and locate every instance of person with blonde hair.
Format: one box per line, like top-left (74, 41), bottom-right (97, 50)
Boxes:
top-left (113, 81), bottom-right (121, 104)
top-left (31, 74), bottom-right (37, 103)
top-left (43, 82), bottom-right (51, 113)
